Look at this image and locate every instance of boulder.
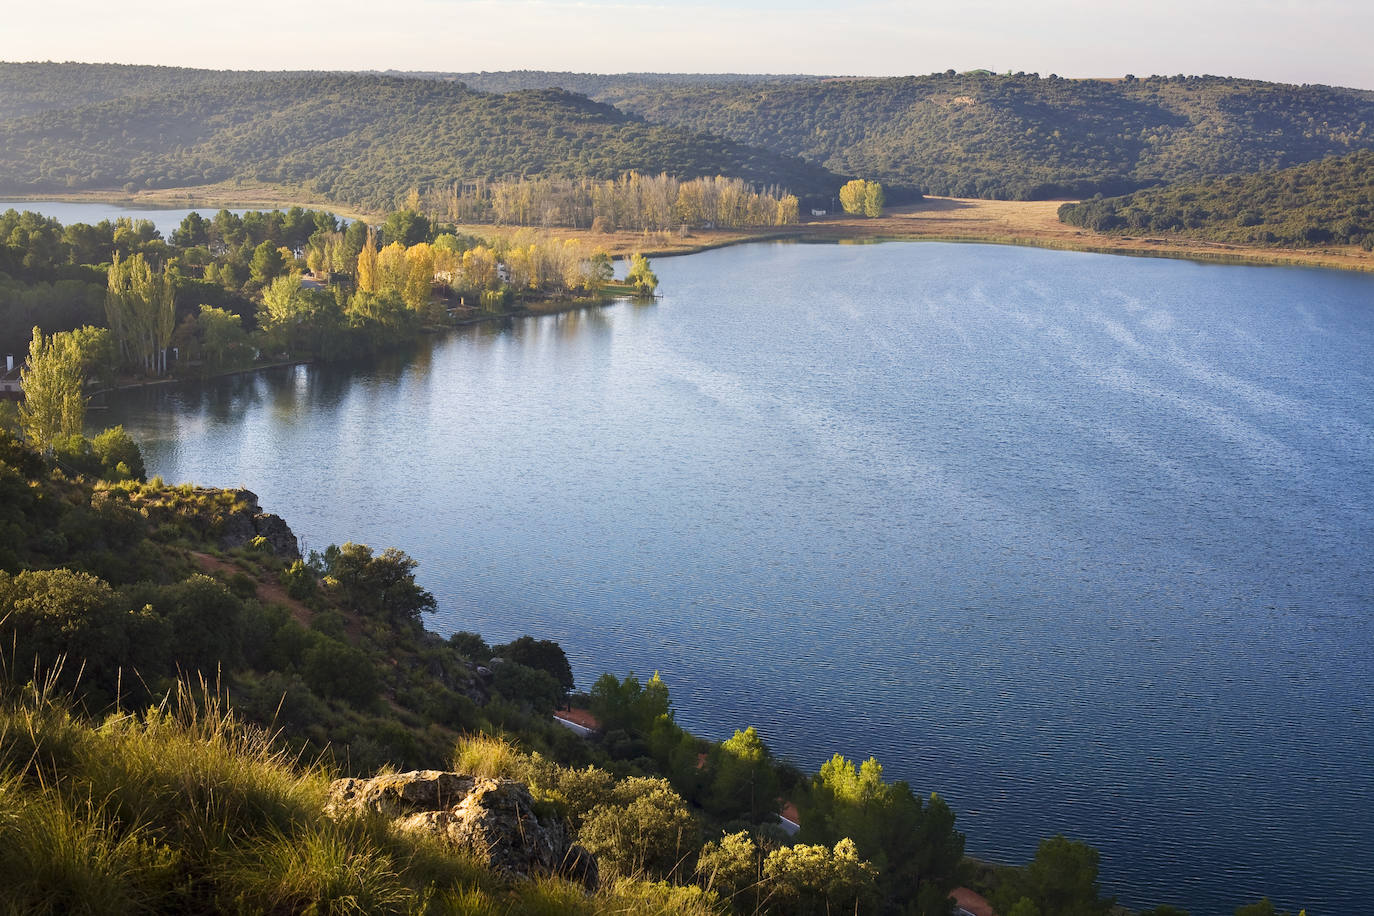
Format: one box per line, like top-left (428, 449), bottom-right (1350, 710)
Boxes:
top-left (325, 770), bottom-right (475, 820)
top-left (324, 771), bottom-right (597, 888)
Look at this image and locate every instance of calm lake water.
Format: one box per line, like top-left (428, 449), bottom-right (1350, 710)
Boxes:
top-left (0, 200), bottom-right (349, 238)
top-left (99, 241), bottom-right (1374, 915)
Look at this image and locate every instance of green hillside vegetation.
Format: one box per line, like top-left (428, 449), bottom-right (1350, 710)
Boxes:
top-left (390, 71), bottom-right (827, 96)
top-left (0, 70), bottom-right (842, 212)
top-left (0, 61), bottom-right (292, 120)
top-left (577, 71), bottom-right (1374, 200)
top-left (1057, 149), bottom-right (1374, 247)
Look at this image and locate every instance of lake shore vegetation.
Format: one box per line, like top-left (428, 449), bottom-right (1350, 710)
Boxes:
top-left (0, 205), bottom-right (665, 387)
top-left (1057, 149), bottom-right (1374, 249)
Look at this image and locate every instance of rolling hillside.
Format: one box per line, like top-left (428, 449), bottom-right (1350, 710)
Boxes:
top-left (1058, 148), bottom-right (1374, 247)
top-left (491, 71), bottom-right (1374, 200)
top-left (0, 69), bottom-right (843, 211)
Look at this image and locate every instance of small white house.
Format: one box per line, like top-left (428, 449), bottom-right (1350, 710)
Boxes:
top-left (811, 208), bottom-right (828, 217)
top-left (1, 354), bottom-right (22, 399)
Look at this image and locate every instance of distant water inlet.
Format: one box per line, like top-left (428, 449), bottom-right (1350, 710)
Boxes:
top-left (101, 242), bottom-right (1374, 916)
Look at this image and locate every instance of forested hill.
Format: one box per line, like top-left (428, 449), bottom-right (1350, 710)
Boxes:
top-left (0, 69), bottom-right (842, 211)
top-left (0, 61), bottom-right (295, 120)
top-left (1058, 149), bottom-right (1374, 248)
top-left (387, 70), bottom-right (827, 96)
top-left (546, 71), bottom-right (1374, 200)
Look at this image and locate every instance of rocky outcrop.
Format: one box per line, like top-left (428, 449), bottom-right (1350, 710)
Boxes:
top-left (210, 488), bottom-right (301, 560)
top-left (324, 771), bottom-right (597, 888)
top-left (251, 513), bottom-right (300, 560)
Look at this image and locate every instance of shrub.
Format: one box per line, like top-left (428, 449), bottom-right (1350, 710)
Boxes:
top-left (280, 559), bottom-right (317, 600)
top-left (302, 636), bottom-right (378, 707)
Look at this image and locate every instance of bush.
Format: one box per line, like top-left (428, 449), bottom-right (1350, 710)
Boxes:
top-left (577, 777), bottom-right (700, 880)
top-left (449, 630), bottom-right (491, 660)
top-left (280, 559), bottom-right (317, 600)
top-left (302, 636), bottom-right (378, 708)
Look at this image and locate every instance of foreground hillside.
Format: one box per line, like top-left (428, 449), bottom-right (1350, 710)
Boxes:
top-left (0, 69), bottom-right (841, 211)
top-left (554, 71), bottom-right (1374, 200)
top-left (1057, 149), bottom-right (1374, 247)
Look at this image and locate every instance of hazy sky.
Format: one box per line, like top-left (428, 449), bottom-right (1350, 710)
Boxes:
top-left (4, 0), bottom-right (1372, 90)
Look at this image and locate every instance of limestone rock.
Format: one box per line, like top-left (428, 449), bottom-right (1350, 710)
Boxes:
top-left (324, 771), bottom-right (597, 888)
top-left (325, 770), bottom-right (475, 820)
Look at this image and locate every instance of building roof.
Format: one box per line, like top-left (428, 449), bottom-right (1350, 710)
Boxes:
top-left (951, 886), bottom-right (997, 916)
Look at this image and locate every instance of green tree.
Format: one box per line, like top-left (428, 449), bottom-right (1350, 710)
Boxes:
top-left (863, 180), bottom-right (886, 217)
top-left (802, 754), bottom-right (963, 912)
top-left (381, 209), bottom-right (431, 247)
top-left (170, 211), bottom-right (209, 247)
top-left (491, 660), bottom-right (563, 714)
top-left (91, 426), bottom-right (146, 482)
top-left (18, 327), bottom-right (84, 452)
top-left (196, 305), bottom-right (250, 372)
top-left (1010, 835), bottom-right (1112, 916)
top-left (303, 635), bottom-right (380, 707)
top-left (493, 635), bottom-right (574, 692)
top-left (67, 325), bottom-right (118, 390)
top-left (626, 253), bottom-right (658, 296)
top-left (710, 726), bottom-right (781, 825)
top-left (258, 274), bottom-right (310, 351)
top-left (762, 838), bottom-right (880, 915)
top-left (590, 671), bottom-right (672, 735)
top-left (577, 776), bottom-right (700, 880)
top-left (249, 240), bottom-right (287, 286)
top-left (589, 251), bottom-right (614, 285)
top-left (105, 252), bottom-right (176, 375)
top-left (0, 568), bottom-right (129, 695)
top-left (696, 830), bottom-right (760, 904)
top-left (326, 542), bottom-right (436, 623)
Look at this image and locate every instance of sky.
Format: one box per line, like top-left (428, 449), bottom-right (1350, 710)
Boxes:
top-left (4, 0), bottom-right (1372, 90)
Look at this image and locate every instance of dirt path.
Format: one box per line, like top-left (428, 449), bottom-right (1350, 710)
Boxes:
top-left (189, 551), bottom-right (313, 628)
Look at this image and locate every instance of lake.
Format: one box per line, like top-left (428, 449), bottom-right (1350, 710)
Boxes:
top-left (0, 199), bottom-right (348, 238)
top-left (98, 241), bottom-right (1374, 916)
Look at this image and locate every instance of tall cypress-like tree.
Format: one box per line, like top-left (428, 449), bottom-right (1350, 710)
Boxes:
top-left (104, 252), bottom-right (176, 376)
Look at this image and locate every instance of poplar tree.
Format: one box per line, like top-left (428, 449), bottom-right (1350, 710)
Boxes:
top-left (356, 228), bottom-right (379, 293)
top-left (19, 326), bottom-right (85, 451)
top-left (104, 252), bottom-right (176, 376)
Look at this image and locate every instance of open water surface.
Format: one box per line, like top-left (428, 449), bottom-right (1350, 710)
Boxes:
top-left (99, 241), bottom-right (1374, 915)
top-left (0, 200), bottom-right (350, 239)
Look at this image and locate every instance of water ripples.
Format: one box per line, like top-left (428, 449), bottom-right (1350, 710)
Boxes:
top-left (102, 242), bottom-right (1374, 916)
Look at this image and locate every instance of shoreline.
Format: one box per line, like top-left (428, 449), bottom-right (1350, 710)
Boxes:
top-left (448, 196), bottom-right (1374, 274)
top-left (89, 295), bottom-right (638, 398)
top-left (8, 189), bottom-right (1372, 274)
